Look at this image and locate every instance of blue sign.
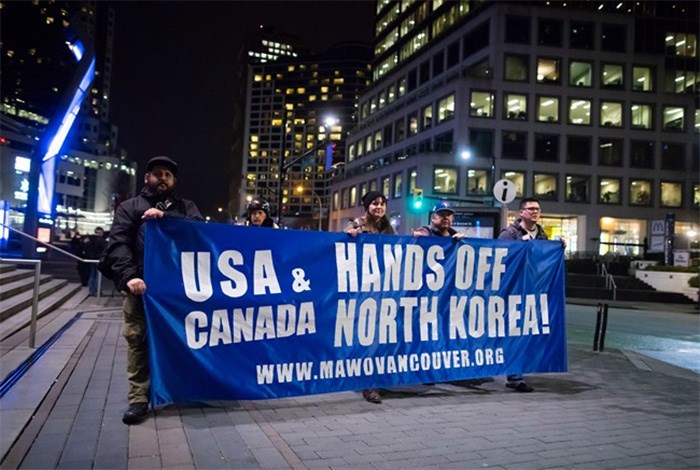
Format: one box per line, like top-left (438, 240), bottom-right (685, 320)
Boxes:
top-left (143, 218), bottom-right (567, 406)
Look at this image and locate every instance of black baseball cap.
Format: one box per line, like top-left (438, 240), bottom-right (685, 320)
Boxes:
top-left (146, 156), bottom-right (178, 176)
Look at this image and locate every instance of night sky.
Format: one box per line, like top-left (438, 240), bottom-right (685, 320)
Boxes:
top-left (108, 1), bottom-right (375, 217)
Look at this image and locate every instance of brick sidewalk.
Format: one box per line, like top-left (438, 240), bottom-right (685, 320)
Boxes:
top-left (2, 301), bottom-right (698, 469)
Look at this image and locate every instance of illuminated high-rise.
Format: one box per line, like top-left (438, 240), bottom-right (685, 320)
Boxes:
top-left (239, 40), bottom-right (371, 229)
top-left (0, 1), bottom-right (135, 241)
top-left (329, 0), bottom-right (698, 255)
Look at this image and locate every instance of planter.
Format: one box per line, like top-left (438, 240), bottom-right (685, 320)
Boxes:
top-left (634, 271), bottom-right (699, 302)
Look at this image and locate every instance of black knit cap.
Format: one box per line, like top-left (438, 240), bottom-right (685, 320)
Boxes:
top-left (146, 156), bottom-right (178, 176)
top-left (362, 191), bottom-right (387, 211)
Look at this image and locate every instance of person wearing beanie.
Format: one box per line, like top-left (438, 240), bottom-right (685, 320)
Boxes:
top-left (99, 155), bottom-right (203, 425)
top-left (345, 191), bottom-right (394, 237)
top-left (344, 191), bottom-right (394, 403)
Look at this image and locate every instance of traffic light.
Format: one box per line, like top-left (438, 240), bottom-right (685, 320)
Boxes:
top-left (412, 188), bottom-right (424, 210)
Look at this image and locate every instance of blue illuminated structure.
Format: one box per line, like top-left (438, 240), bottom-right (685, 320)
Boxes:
top-left (22, 23), bottom-right (95, 257)
top-left (0, 200), bottom-right (9, 250)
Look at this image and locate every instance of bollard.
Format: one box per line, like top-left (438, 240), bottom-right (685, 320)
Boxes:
top-left (599, 303), bottom-right (609, 351)
top-left (593, 303), bottom-right (609, 351)
top-left (593, 303), bottom-right (602, 351)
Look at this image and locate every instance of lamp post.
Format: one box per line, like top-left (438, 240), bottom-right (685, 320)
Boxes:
top-left (296, 185), bottom-right (323, 231)
top-left (275, 114), bottom-right (337, 228)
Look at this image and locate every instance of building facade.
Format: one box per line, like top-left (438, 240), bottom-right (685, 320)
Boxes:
top-left (241, 42), bottom-right (372, 229)
top-left (329, 0), bottom-right (699, 255)
top-left (0, 0), bottom-right (133, 245)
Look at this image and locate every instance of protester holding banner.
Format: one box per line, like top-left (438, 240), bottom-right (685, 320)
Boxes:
top-left (345, 190), bottom-right (394, 403)
top-left (244, 198), bottom-right (279, 228)
top-left (411, 201), bottom-right (466, 239)
top-left (99, 155), bottom-right (204, 425)
top-left (497, 196), bottom-right (565, 393)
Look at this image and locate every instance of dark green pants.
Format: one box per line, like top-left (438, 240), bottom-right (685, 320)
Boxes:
top-left (123, 293), bottom-right (149, 404)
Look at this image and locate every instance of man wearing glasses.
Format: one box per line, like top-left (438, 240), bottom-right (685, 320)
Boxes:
top-left (498, 197), bottom-right (564, 392)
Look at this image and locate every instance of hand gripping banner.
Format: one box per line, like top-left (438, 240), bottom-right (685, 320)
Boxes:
top-left (143, 218), bottom-right (567, 406)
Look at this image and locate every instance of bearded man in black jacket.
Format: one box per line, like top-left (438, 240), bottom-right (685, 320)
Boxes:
top-left (100, 156), bottom-right (203, 425)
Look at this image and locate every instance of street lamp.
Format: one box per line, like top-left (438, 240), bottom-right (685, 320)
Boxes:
top-left (296, 185), bottom-right (323, 231)
top-left (276, 114), bottom-right (338, 228)
top-left (323, 115), bottom-right (339, 128)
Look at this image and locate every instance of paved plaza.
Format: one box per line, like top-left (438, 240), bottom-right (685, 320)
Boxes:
top-left (1, 295), bottom-right (698, 469)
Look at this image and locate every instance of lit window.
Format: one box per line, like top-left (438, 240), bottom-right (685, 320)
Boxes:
top-left (421, 104), bottom-right (433, 130)
top-left (14, 156), bottom-right (31, 172)
top-left (665, 32), bottom-right (697, 57)
top-left (469, 91), bottom-right (495, 117)
top-left (600, 101), bottom-right (623, 127)
top-left (393, 173), bottom-right (403, 199)
top-left (466, 169), bottom-right (490, 195)
top-left (433, 166), bottom-right (458, 194)
top-left (662, 106), bottom-right (684, 131)
top-left (568, 98), bottom-right (591, 125)
top-left (601, 63), bottom-right (624, 88)
top-left (437, 94), bottom-right (455, 122)
top-left (381, 176), bottom-right (390, 198)
top-left (408, 111), bottom-right (419, 135)
top-left (599, 177), bottom-right (621, 204)
top-left (536, 96), bottom-right (559, 122)
top-left (632, 66), bottom-right (654, 91)
top-left (660, 181), bottom-right (683, 208)
top-left (630, 180), bottom-right (652, 206)
top-left (665, 70), bottom-right (698, 93)
top-left (504, 93), bottom-right (527, 120)
top-left (536, 57), bottom-right (560, 83)
top-left (630, 104), bottom-right (653, 129)
top-left (502, 171), bottom-right (525, 198)
top-left (534, 173), bottom-right (558, 200)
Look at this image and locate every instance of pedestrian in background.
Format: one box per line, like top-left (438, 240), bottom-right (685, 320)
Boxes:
top-left (85, 227), bottom-right (106, 296)
top-left (244, 198), bottom-right (279, 228)
top-left (497, 196), bottom-right (566, 393)
top-left (99, 156), bottom-right (203, 425)
top-left (72, 233), bottom-right (91, 287)
top-left (345, 190), bottom-right (394, 403)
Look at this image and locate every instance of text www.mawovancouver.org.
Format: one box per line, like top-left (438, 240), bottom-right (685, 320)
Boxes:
top-left (255, 348), bottom-right (504, 385)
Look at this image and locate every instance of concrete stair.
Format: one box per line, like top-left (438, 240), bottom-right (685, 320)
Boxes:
top-left (0, 263), bottom-right (85, 341)
top-left (565, 261), bottom-right (695, 304)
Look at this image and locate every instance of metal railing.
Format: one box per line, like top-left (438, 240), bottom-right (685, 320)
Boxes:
top-left (599, 262), bottom-right (618, 300)
top-left (0, 223), bottom-right (103, 347)
top-left (0, 258), bottom-right (41, 348)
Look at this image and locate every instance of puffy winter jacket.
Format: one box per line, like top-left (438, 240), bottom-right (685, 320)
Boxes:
top-left (99, 186), bottom-right (203, 292)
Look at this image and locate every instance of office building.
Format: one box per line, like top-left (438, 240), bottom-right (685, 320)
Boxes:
top-left (0, 0), bottom-right (133, 240)
top-left (329, 0), bottom-right (699, 255)
top-left (240, 40), bottom-right (372, 229)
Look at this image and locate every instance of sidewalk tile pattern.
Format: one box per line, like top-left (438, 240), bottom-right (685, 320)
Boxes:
top-left (2, 303), bottom-right (699, 469)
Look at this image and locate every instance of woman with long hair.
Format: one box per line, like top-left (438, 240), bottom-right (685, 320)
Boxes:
top-left (345, 190), bottom-right (394, 403)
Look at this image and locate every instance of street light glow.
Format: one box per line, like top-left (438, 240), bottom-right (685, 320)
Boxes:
top-left (323, 115), bottom-right (339, 128)
top-left (460, 150), bottom-right (471, 160)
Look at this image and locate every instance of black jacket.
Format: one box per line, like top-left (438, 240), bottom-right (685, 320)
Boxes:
top-left (498, 219), bottom-right (548, 241)
top-left (414, 225), bottom-right (457, 237)
top-left (100, 185), bottom-right (203, 292)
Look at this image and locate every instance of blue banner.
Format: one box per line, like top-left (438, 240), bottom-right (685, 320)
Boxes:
top-left (143, 218), bottom-right (567, 406)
